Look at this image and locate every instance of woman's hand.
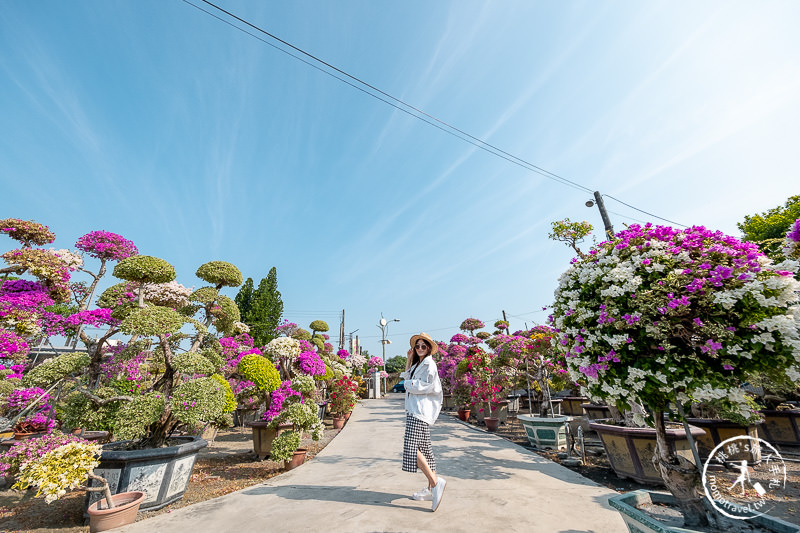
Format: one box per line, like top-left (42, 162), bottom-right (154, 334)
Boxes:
top-left (405, 347), bottom-right (413, 370)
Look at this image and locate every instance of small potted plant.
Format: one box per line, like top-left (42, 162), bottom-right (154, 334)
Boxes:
top-left (329, 375), bottom-right (358, 428)
top-left (4, 434), bottom-right (144, 532)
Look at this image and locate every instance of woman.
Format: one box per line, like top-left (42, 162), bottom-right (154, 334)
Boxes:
top-left (399, 332), bottom-right (446, 512)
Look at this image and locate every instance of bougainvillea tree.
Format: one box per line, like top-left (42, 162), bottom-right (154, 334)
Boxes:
top-left (550, 223), bottom-right (800, 526)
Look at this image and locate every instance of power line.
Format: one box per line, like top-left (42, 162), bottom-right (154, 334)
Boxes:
top-left (181, 0), bottom-right (592, 194)
top-left (606, 209), bottom-right (650, 225)
top-left (604, 194), bottom-right (687, 228)
top-left (183, 0), bottom-right (690, 229)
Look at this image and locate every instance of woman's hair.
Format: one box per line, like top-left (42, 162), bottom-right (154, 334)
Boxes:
top-left (412, 339), bottom-right (432, 366)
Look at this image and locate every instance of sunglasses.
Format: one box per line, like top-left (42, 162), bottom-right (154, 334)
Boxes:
top-left (415, 343), bottom-right (429, 349)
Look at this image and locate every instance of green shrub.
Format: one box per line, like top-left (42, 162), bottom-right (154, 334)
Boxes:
top-left (23, 352), bottom-right (90, 388)
top-left (189, 287), bottom-right (218, 304)
top-left (59, 387), bottom-right (123, 432)
top-left (211, 374), bottom-right (236, 413)
top-left (309, 320), bottom-right (329, 333)
top-left (237, 354), bottom-right (280, 392)
top-left (269, 430), bottom-right (301, 463)
top-left (113, 256), bottom-right (175, 284)
top-left (113, 392), bottom-right (165, 442)
top-left (195, 261), bottom-right (243, 287)
top-left (171, 352), bottom-right (216, 375)
top-left (170, 377), bottom-right (226, 428)
top-left (120, 306), bottom-right (184, 337)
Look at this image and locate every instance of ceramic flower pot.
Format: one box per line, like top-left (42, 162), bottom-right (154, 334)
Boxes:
top-left (685, 417), bottom-right (762, 462)
top-left (332, 416), bottom-right (345, 430)
top-left (284, 448), bottom-right (307, 470)
top-left (87, 490), bottom-right (145, 533)
top-left (247, 421), bottom-right (294, 460)
top-left (484, 417), bottom-right (500, 432)
top-left (560, 397), bottom-right (589, 416)
top-left (457, 408), bottom-right (470, 422)
top-left (13, 431), bottom-right (44, 441)
top-left (580, 403), bottom-right (611, 420)
top-left (518, 415), bottom-right (570, 450)
top-left (589, 420), bottom-right (705, 485)
top-left (608, 490), bottom-right (800, 533)
top-left (758, 409), bottom-right (800, 446)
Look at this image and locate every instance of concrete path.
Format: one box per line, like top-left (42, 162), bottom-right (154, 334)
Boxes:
top-left (118, 395), bottom-right (627, 533)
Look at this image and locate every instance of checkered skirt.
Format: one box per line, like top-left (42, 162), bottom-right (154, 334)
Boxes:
top-left (402, 413), bottom-right (436, 473)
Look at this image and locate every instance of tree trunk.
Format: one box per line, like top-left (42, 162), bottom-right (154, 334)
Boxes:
top-left (652, 411), bottom-right (709, 527)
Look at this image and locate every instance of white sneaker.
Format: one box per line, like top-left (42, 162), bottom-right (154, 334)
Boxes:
top-left (431, 477), bottom-right (447, 512)
top-left (412, 487), bottom-right (432, 501)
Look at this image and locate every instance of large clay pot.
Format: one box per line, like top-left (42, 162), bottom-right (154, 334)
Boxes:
top-left (581, 403), bottom-right (611, 420)
top-left (560, 397), bottom-right (589, 416)
top-left (457, 409), bottom-right (470, 422)
top-left (685, 418), bottom-right (762, 462)
top-left (87, 491), bottom-right (145, 533)
top-left (484, 417), bottom-right (500, 432)
top-left (284, 448), bottom-right (307, 470)
top-left (758, 409), bottom-right (800, 446)
top-left (247, 421), bottom-right (294, 460)
top-left (589, 420), bottom-right (705, 485)
top-left (332, 416), bottom-right (345, 430)
top-left (84, 436), bottom-right (207, 514)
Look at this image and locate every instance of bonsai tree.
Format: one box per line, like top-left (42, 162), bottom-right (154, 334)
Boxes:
top-left (550, 223), bottom-right (800, 526)
top-left (738, 194), bottom-right (800, 260)
top-left (22, 257), bottom-right (244, 449)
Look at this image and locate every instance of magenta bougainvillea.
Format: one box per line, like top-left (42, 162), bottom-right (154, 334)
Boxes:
top-left (261, 381), bottom-right (302, 422)
top-left (295, 350), bottom-right (325, 376)
top-left (0, 219), bottom-right (56, 247)
top-left (336, 349), bottom-right (349, 361)
top-left (75, 231), bottom-right (138, 262)
top-left (0, 329), bottom-right (30, 361)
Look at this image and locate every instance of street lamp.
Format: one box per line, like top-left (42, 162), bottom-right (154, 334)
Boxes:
top-left (377, 314), bottom-right (399, 397)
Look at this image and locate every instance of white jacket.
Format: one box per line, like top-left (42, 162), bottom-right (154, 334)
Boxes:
top-left (400, 356), bottom-right (443, 425)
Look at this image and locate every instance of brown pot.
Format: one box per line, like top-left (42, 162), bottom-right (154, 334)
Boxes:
top-left (13, 431), bottom-right (43, 441)
top-left (344, 411), bottom-right (352, 421)
top-left (284, 448), bottom-right (307, 470)
top-left (332, 416), bottom-right (345, 430)
top-left (457, 409), bottom-right (470, 422)
top-left (87, 491), bottom-right (145, 533)
top-left (484, 417), bottom-right (500, 432)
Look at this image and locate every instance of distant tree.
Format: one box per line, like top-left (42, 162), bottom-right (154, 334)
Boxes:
top-left (236, 267), bottom-right (283, 346)
top-left (738, 195), bottom-right (800, 259)
top-left (234, 277), bottom-right (254, 318)
top-left (385, 355), bottom-right (406, 374)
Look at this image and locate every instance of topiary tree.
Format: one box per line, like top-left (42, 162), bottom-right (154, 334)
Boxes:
top-left (195, 261), bottom-right (243, 289)
top-left (738, 195), bottom-right (800, 260)
top-left (309, 320), bottom-right (329, 343)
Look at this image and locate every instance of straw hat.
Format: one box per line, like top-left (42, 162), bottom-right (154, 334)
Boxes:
top-left (410, 332), bottom-right (438, 355)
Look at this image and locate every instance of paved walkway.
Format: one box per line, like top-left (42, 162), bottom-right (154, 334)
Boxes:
top-left (118, 395), bottom-right (627, 533)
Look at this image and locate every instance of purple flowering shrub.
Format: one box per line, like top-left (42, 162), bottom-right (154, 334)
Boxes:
top-left (261, 380), bottom-right (302, 423)
top-left (0, 329), bottom-right (29, 363)
top-left (75, 230), bottom-right (138, 261)
top-left (295, 350), bottom-right (325, 376)
top-left (367, 356), bottom-right (383, 370)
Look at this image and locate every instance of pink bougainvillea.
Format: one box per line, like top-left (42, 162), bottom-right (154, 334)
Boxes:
top-left (75, 230), bottom-right (138, 261)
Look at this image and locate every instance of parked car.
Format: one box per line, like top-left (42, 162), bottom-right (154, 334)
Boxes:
top-left (391, 380), bottom-right (405, 393)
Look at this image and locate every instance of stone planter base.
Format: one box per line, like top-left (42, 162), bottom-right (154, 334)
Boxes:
top-left (518, 415), bottom-right (570, 450)
top-left (609, 490), bottom-right (800, 533)
top-left (590, 421), bottom-right (704, 485)
top-left (85, 436), bottom-right (207, 514)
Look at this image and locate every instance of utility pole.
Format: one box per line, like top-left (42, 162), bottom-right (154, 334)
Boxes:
top-left (339, 309), bottom-right (345, 350)
top-left (502, 310), bottom-right (508, 332)
top-left (593, 191), bottom-right (615, 240)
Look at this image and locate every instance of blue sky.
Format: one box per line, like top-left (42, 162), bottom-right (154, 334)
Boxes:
top-left (2, 1), bottom-right (799, 360)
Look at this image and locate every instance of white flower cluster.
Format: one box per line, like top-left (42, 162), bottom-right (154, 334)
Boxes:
top-left (264, 337), bottom-right (301, 359)
top-left (50, 248), bottom-right (83, 271)
top-left (348, 352), bottom-right (366, 369)
top-left (139, 280), bottom-right (193, 309)
top-left (232, 321), bottom-right (250, 334)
